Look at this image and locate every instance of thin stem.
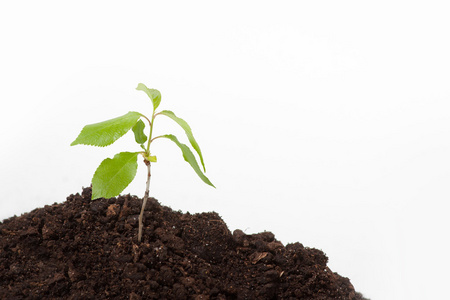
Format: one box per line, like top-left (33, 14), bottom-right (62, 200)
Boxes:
top-left (146, 112), bottom-right (156, 154)
top-left (138, 160), bottom-right (151, 243)
top-left (140, 114), bottom-right (152, 127)
top-left (150, 135), bottom-right (163, 143)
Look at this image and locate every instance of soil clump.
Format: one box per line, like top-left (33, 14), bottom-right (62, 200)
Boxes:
top-left (1, 187), bottom-right (368, 299)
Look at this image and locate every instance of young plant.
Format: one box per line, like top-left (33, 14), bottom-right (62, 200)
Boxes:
top-left (71, 83), bottom-right (214, 242)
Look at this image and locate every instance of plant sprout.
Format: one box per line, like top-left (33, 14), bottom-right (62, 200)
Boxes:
top-left (71, 83), bottom-right (214, 242)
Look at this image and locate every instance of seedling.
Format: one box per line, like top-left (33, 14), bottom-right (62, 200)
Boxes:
top-left (71, 83), bottom-right (214, 242)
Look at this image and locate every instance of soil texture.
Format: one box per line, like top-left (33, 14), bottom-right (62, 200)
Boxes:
top-left (1, 187), bottom-right (369, 299)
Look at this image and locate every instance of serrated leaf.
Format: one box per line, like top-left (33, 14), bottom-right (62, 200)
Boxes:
top-left (91, 152), bottom-right (139, 199)
top-left (71, 111), bottom-right (142, 147)
top-left (132, 119), bottom-right (147, 145)
top-left (161, 134), bottom-right (214, 188)
top-left (136, 83), bottom-right (162, 111)
top-left (159, 110), bottom-right (206, 172)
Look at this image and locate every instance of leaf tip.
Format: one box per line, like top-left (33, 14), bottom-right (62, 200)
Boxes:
top-left (136, 83), bottom-right (146, 91)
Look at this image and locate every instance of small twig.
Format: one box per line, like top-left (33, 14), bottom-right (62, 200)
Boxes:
top-left (138, 160), bottom-right (151, 243)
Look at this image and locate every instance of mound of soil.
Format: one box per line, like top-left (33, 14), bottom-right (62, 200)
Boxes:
top-left (0, 187), bottom-right (368, 299)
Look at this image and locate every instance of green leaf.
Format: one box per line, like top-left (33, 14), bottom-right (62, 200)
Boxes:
top-left (132, 119), bottom-right (148, 145)
top-left (71, 111), bottom-right (142, 147)
top-left (136, 83), bottom-right (162, 111)
top-left (159, 110), bottom-right (206, 172)
top-left (91, 152), bottom-right (139, 199)
top-left (161, 134), bottom-right (214, 188)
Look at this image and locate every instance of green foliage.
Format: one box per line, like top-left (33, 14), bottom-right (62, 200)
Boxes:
top-left (132, 119), bottom-right (148, 145)
top-left (91, 152), bottom-right (139, 199)
top-left (70, 111), bottom-right (142, 147)
top-left (71, 83), bottom-right (214, 200)
top-left (159, 110), bottom-right (206, 172)
top-left (136, 83), bottom-right (161, 111)
top-left (161, 134), bottom-right (214, 187)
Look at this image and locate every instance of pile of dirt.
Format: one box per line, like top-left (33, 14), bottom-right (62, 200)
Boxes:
top-left (0, 187), bottom-right (369, 299)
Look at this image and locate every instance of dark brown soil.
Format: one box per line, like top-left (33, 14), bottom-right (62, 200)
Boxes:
top-left (0, 187), bottom-right (369, 299)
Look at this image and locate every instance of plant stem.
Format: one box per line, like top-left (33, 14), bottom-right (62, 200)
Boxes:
top-left (138, 159), bottom-right (151, 243)
top-left (146, 112), bottom-right (156, 153)
top-left (139, 113), bottom-right (152, 127)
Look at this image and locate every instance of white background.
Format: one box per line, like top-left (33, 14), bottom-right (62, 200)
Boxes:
top-left (1, 1), bottom-right (450, 299)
